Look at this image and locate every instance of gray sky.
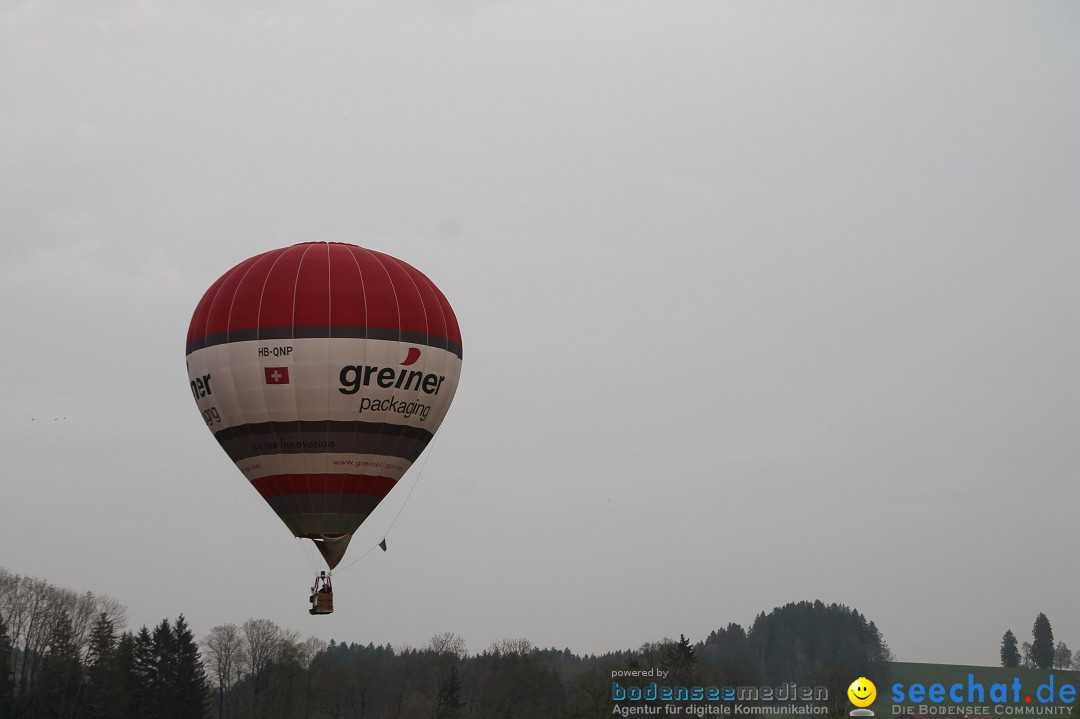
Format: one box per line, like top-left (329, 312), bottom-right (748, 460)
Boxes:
top-left (2, 1), bottom-right (1078, 666)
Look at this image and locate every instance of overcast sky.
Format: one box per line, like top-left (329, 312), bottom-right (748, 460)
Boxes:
top-left (2, 1), bottom-right (1078, 667)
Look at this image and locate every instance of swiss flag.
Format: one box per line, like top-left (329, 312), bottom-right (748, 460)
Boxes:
top-left (264, 367), bottom-right (290, 384)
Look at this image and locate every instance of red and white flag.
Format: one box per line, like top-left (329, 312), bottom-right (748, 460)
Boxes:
top-left (264, 367), bottom-right (291, 384)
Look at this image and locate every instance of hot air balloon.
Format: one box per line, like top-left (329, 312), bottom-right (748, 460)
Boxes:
top-left (185, 242), bottom-right (462, 613)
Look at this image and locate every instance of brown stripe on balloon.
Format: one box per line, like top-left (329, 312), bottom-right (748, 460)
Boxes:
top-left (279, 512), bottom-right (372, 538)
top-left (185, 326), bottom-right (462, 357)
top-left (214, 421), bottom-right (433, 464)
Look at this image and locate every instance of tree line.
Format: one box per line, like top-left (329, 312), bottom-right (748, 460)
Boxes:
top-left (2, 567), bottom-right (895, 719)
top-left (196, 600), bottom-right (892, 719)
top-left (0, 568), bottom-right (208, 718)
top-left (1000, 613), bottom-right (1079, 671)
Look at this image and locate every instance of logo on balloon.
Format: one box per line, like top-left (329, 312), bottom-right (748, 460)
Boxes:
top-left (401, 347), bottom-right (421, 366)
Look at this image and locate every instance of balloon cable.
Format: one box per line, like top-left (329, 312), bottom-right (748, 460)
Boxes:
top-left (332, 435), bottom-right (438, 578)
top-left (295, 532), bottom-right (320, 574)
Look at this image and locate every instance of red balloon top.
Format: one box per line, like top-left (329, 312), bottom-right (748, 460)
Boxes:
top-left (186, 242), bottom-right (462, 357)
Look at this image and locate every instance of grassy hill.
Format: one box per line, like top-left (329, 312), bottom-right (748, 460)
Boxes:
top-left (871, 662), bottom-right (1080, 714)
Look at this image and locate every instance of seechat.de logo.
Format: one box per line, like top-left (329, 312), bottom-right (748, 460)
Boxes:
top-left (849, 677), bottom-right (877, 717)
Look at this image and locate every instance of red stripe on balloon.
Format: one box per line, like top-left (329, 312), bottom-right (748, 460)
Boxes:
top-left (186, 242), bottom-right (462, 349)
top-left (251, 474), bottom-right (397, 499)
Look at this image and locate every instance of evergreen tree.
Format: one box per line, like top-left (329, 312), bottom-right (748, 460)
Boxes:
top-left (1000, 629), bottom-right (1020, 668)
top-left (1031, 614), bottom-right (1054, 670)
top-left (114, 631), bottom-right (142, 719)
top-left (152, 619), bottom-right (178, 715)
top-left (747, 600), bottom-right (892, 717)
top-left (665, 634), bottom-right (699, 686)
top-left (698, 623), bottom-right (756, 685)
top-left (170, 615), bottom-right (210, 719)
top-left (0, 613), bottom-right (13, 718)
top-left (132, 626), bottom-right (158, 718)
top-left (435, 664), bottom-right (465, 719)
top-left (35, 610), bottom-right (83, 719)
top-left (83, 612), bottom-right (118, 719)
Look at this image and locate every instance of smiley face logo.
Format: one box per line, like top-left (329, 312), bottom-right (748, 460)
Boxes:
top-left (848, 678), bottom-right (876, 708)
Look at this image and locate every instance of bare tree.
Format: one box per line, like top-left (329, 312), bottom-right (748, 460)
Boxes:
top-left (488, 637), bottom-right (533, 656)
top-left (0, 567), bottom-right (128, 709)
top-left (427, 632), bottom-right (468, 659)
top-left (0, 568), bottom-right (17, 614)
top-left (9, 575), bottom-right (51, 696)
top-left (204, 623), bottom-right (242, 719)
top-left (297, 635), bottom-right (327, 666)
top-left (94, 595), bottom-right (128, 636)
top-left (238, 618), bottom-right (298, 717)
top-left (635, 638), bottom-right (676, 668)
top-left (1053, 642), bottom-right (1072, 670)
top-left (66, 590), bottom-right (100, 658)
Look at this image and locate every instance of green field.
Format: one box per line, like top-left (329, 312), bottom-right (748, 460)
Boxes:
top-left (870, 662), bottom-right (1079, 715)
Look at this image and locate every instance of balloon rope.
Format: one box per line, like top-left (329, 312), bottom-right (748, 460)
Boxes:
top-left (295, 534), bottom-right (320, 574)
top-left (333, 436), bottom-right (438, 578)
top-left (330, 544), bottom-right (378, 577)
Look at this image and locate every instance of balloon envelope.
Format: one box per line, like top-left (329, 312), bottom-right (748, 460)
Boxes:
top-left (185, 242), bottom-right (462, 568)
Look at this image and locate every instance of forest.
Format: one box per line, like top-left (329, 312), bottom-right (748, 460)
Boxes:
top-left (1, 567), bottom-right (893, 718)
